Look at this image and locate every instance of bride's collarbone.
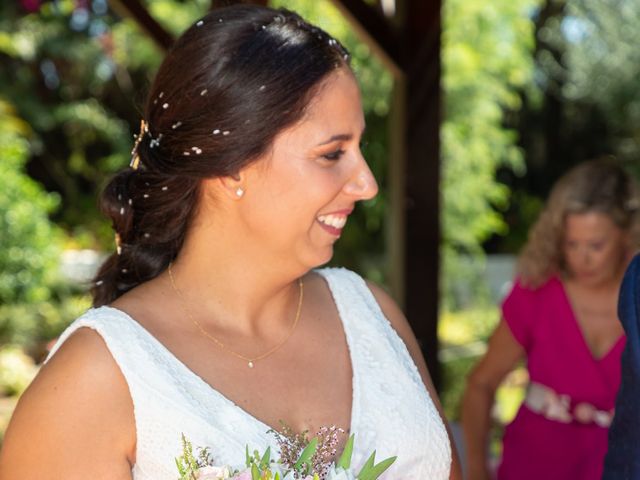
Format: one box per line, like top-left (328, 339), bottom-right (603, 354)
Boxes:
top-left (162, 314), bottom-right (354, 436)
top-left (235, 367), bottom-right (352, 438)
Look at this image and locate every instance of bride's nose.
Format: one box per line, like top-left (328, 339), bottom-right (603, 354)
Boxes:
top-left (344, 158), bottom-right (378, 200)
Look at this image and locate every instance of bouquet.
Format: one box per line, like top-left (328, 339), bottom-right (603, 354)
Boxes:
top-left (176, 425), bottom-right (396, 480)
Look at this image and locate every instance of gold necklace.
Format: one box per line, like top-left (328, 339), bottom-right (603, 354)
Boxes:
top-left (167, 263), bottom-right (303, 368)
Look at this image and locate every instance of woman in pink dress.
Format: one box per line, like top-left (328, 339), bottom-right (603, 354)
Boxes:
top-left (461, 159), bottom-right (640, 480)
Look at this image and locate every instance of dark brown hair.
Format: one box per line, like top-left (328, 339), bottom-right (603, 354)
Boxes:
top-left (92, 4), bottom-right (349, 306)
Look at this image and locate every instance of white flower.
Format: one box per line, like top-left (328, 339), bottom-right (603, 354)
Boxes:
top-left (269, 466), bottom-right (294, 479)
top-left (195, 465), bottom-right (232, 479)
top-left (326, 466), bottom-right (357, 480)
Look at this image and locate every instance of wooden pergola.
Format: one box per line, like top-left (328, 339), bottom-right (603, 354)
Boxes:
top-left (109, 0), bottom-right (443, 387)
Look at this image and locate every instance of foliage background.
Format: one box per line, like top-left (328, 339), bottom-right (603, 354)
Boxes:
top-left (1, 0), bottom-right (640, 447)
top-left (441, 0), bottom-right (539, 309)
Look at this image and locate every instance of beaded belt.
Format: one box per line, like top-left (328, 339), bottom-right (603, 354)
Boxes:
top-left (524, 382), bottom-right (614, 428)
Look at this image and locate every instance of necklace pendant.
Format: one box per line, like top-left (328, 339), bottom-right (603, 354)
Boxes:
top-left (248, 361), bottom-right (254, 368)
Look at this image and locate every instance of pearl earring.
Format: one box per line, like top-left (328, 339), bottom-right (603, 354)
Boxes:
top-left (235, 187), bottom-right (244, 197)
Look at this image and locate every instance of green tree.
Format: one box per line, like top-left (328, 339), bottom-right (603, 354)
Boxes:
top-left (0, 97), bottom-right (91, 349)
top-left (503, 0), bottom-right (640, 227)
top-left (0, 99), bottom-right (62, 305)
top-left (547, 0), bottom-right (640, 166)
top-left (441, 0), bottom-right (540, 307)
top-left (0, 0), bottom-right (162, 246)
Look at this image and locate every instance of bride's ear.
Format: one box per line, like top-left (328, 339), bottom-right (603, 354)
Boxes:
top-left (215, 173), bottom-right (246, 200)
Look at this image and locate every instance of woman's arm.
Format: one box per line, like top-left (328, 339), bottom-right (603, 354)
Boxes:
top-left (0, 328), bottom-right (136, 480)
top-left (461, 320), bottom-right (524, 480)
top-left (366, 281), bottom-right (463, 480)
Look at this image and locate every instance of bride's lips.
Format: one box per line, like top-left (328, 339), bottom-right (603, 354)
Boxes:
top-left (316, 207), bottom-right (354, 237)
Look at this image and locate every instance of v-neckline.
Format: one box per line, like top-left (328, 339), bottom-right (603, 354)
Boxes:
top-left (555, 277), bottom-right (625, 362)
top-left (100, 274), bottom-right (357, 442)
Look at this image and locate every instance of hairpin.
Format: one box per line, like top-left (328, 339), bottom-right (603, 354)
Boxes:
top-left (115, 232), bottom-right (122, 255)
top-left (130, 119), bottom-right (148, 170)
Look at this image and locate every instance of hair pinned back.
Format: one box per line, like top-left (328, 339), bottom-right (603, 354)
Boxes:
top-left (92, 5), bottom-right (351, 306)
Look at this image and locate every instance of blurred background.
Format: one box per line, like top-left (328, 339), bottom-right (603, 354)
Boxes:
top-left (1, 0), bottom-right (639, 461)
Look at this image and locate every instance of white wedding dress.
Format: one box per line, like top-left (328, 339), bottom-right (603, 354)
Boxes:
top-left (48, 268), bottom-right (451, 479)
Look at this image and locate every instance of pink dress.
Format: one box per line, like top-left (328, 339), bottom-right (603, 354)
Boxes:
top-left (497, 276), bottom-right (625, 480)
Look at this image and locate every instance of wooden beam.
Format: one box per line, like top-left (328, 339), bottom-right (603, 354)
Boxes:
top-left (328, 0), bottom-right (402, 78)
top-left (387, 82), bottom-right (407, 307)
top-left (108, 0), bottom-right (174, 50)
top-left (400, 0), bottom-right (443, 389)
top-left (210, 0), bottom-right (269, 9)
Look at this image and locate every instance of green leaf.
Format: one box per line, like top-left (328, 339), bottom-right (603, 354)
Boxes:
top-left (251, 463), bottom-right (260, 480)
top-left (357, 450), bottom-right (376, 477)
top-left (337, 434), bottom-right (355, 470)
top-left (294, 437), bottom-right (319, 471)
top-left (174, 433), bottom-right (201, 478)
top-left (261, 446), bottom-right (271, 467)
top-left (175, 458), bottom-right (186, 478)
top-left (246, 445), bottom-right (251, 466)
top-left (358, 456), bottom-right (397, 480)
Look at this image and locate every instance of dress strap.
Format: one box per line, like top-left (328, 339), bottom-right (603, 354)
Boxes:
top-left (46, 306), bottom-right (147, 384)
top-left (314, 268), bottom-right (452, 479)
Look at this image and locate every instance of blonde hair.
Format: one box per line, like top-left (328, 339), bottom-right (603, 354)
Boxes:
top-left (517, 158), bottom-right (640, 288)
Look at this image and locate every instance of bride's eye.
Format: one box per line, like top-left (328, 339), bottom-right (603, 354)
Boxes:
top-left (323, 149), bottom-right (346, 161)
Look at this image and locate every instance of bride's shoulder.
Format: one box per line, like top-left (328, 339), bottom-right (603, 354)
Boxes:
top-left (42, 324), bottom-right (127, 385)
top-left (18, 325), bottom-right (134, 428)
top-left (0, 327), bottom-right (136, 476)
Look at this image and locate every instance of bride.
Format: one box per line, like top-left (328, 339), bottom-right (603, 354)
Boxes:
top-left (0, 5), bottom-right (460, 479)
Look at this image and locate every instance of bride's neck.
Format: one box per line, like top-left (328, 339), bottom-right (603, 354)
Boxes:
top-left (167, 234), bottom-right (304, 336)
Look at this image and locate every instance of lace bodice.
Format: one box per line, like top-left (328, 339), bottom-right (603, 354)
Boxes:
top-left (48, 268), bottom-right (451, 479)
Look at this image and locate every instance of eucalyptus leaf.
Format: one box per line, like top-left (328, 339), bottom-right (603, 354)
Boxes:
top-left (261, 446), bottom-right (271, 466)
top-left (294, 437), bottom-right (319, 471)
top-left (358, 456), bottom-right (397, 480)
top-left (337, 434), bottom-right (355, 470)
top-left (357, 450), bottom-right (376, 477)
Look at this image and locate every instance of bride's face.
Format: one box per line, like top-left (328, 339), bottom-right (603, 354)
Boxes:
top-left (236, 68), bottom-right (378, 269)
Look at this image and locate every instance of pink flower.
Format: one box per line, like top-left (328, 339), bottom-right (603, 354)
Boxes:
top-left (231, 470), bottom-right (252, 480)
